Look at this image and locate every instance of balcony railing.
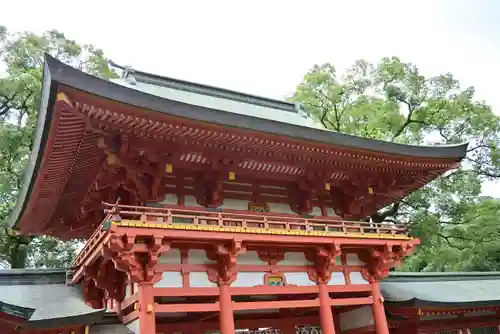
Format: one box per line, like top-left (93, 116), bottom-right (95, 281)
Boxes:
top-left (74, 203), bottom-right (410, 267)
top-left (103, 203), bottom-right (408, 236)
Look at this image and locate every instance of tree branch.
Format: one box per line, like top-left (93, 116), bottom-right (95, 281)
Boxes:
top-left (465, 157), bottom-right (499, 178)
top-left (0, 92), bottom-right (18, 117)
top-left (467, 144), bottom-right (493, 153)
top-left (370, 202), bottom-right (400, 223)
top-left (434, 232), bottom-right (471, 250)
top-left (392, 97), bottom-right (417, 139)
top-left (319, 105), bottom-right (338, 130)
top-left (438, 214), bottom-right (481, 226)
top-left (313, 88), bottom-right (343, 131)
top-left (332, 103), bottom-right (341, 131)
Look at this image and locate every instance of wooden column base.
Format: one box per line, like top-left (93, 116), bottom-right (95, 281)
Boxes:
top-left (319, 282), bottom-right (336, 334)
top-left (138, 283), bottom-right (156, 334)
top-left (219, 282), bottom-right (235, 334)
top-left (371, 280), bottom-right (389, 334)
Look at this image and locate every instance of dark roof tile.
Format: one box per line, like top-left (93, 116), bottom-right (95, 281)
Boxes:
top-left (382, 272), bottom-right (500, 306)
top-left (0, 269), bottom-right (104, 329)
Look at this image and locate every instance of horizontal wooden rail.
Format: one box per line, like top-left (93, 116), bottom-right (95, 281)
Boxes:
top-left (153, 284), bottom-right (372, 297)
top-left (74, 219), bottom-right (108, 266)
top-left (102, 202), bottom-right (408, 237)
top-left (73, 202), bottom-right (410, 266)
top-left (153, 296), bottom-right (373, 313)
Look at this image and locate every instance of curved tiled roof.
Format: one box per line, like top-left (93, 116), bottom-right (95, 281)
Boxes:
top-left (8, 55), bottom-right (469, 234)
top-left (58, 56), bottom-right (468, 159)
top-left (381, 272), bottom-right (500, 307)
top-left (0, 269), bottom-right (104, 330)
top-left (0, 300), bottom-right (34, 320)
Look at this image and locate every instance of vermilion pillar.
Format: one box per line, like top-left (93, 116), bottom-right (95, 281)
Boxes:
top-left (219, 282), bottom-right (235, 334)
top-left (138, 282), bottom-right (156, 334)
top-left (318, 282), bottom-right (336, 334)
top-left (371, 280), bottom-right (389, 334)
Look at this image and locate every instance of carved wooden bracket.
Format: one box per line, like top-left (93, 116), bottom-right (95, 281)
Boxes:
top-left (96, 135), bottom-right (166, 204)
top-left (306, 243), bottom-right (342, 284)
top-left (207, 239), bottom-right (246, 285)
top-left (257, 251), bottom-right (285, 266)
top-left (195, 171), bottom-right (224, 208)
top-left (86, 260), bottom-right (122, 301)
top-left (82, 277), bottom-right (105, 309)
top-left (361, 243), bottom-right (416, 281)
top-left (102, 233), bottom-right (170, 284)
top-left (290, 180), bottom-right (314, 214)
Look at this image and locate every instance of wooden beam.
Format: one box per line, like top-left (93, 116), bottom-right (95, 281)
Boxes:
top-left (155, 302), bottom-right (219, 313)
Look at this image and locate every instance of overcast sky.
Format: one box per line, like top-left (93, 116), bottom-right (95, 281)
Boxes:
top-left (2, 0), bottom-right (499, 196)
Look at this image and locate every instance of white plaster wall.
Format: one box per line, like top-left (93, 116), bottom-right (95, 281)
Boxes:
top-left (327, 272), bottom-right (346, 285)
top-left (349, 272), bottom-right (369, 284)
top-left (268, 202), bottom-right (294, 214)
top-left (339, 306), bottom-right (374, 331)
top-left (326, 207), bottom-right (338, 217)
top-left (283, 272), bottom-right (315, 286)
top-left (221, 198), bottom-right (249, 210)
top-left (281, 252), bottom-right (312, 265)
top-left (159, 248), bottom-right (181, 264)
top-left (189, 249), bottom-right (216, 264)
top-left (232, 272), bottom-right (266, 287)
top-left (346, 253), bottom-right (365, 265)
top-left (237, 251), bottom-right (267, 265)
top-left (125, 284), bottom-right (131, 297)
top-left (185, 195), bottom-right (203, 208)
top-left (159, 193), bottom-right (179, 205)
top-left (126, 319), bottom-right (140, 334)
top-left (190, 272), bottom-right (217, 287)
top-left (155, 272), bottom-right (183, 288)
top-left (311, 206), bottom-right (322, 216)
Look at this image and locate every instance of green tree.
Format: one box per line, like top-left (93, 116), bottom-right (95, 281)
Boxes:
top-left (291, 58), bottom-right (500, 271)
top-left (0, 27), bottom-right (118, 268)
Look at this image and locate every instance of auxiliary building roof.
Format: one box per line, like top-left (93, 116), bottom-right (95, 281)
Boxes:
top-left (0, 269), bottom-right (499, 319)
top-left (0, 269), bottom-right (104, 330)
top-left (381, 272), bottom-right (500, 307)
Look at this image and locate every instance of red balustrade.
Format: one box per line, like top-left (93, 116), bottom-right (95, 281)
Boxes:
top-left (104, 203), bottom-right (407, 235)
top-left (74, 202), bottom-right (409, 267)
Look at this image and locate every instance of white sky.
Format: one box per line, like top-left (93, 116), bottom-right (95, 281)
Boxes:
top-left (2, 0), bottom-right (499, 196)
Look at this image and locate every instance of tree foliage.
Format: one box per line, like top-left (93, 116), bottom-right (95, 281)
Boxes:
top-left (0, 27), bottom-right (117, 268)
top-left (291, 57), bottom-right (500, 271)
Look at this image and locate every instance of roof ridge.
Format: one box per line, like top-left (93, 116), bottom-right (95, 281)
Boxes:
top-left (0, 268), bottom-right (68, 285)
top-left (0, 268), bottom-right (67, 275)
top-left (385, 271), bottom-right (500, 282)
top-left (108, 60), bottom-right (299, 113)
top-left (389, 271), bottom-right (500, 276)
